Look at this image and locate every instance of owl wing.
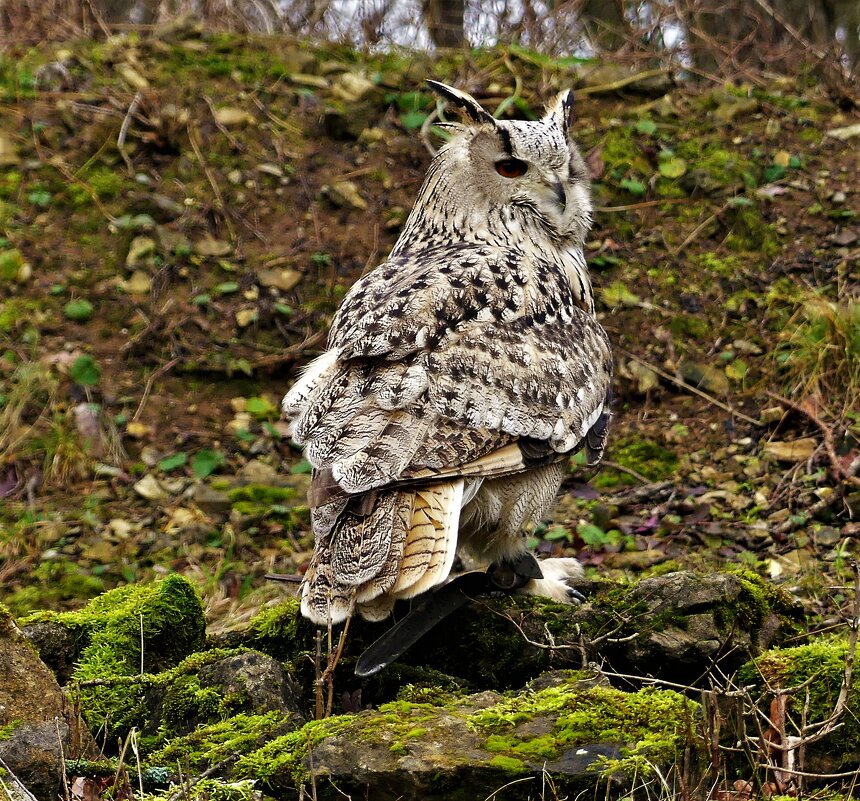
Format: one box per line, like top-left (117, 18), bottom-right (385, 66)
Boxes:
top-left (284, 242), bottom-right (612, 503)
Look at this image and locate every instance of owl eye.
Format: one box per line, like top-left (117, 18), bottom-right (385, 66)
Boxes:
top-left (494, 158), bottom-right (528, 178)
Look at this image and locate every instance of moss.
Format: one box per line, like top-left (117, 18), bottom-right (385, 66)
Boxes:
top-left (488, 755), bottom-right (526, 772)
top-left (471, 681), bottom-right (700, 779)
top-left (22, 575), bottom-right (205, 738)
top-left (0, 721), bottom-right (20, 742)
top-left (714, 569), bottom-right (803, 635)
top-left (594, 437), bottom-right (678, 488)
top-left (141, 779), bottom-right (259, 801)
top-left (233, 714), bottom-right (355, 786)
top-left (147, 711), bottom-right (297, 774)
top-left (160, 674), bottom-right (224, 733)
top-left (738, 637), bottom-right (860, 765)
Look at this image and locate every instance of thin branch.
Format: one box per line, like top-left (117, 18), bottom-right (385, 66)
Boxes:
top-left (117, 91), bottom-right (142, 177)
top-left (618, 347), bottom-right (760, 426)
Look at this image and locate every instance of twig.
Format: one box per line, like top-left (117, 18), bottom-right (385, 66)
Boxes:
top-left (672, 205), bottom-right (725, 257)
top-left (765, 391), bottom-right (860, 488)
top-left (618, 347), bottom-right (760, 426)
top-left (601, 459), bottom-right (651, 484)
top-left (117, 91), bottom-right (142, 177)
top-left (251, 330), bottom-right (326, 369)
top-left (575, 68), bottom-right (672, 96)
top-left (203, 95), bottom-right (244, 151)
top-left (132, 357), bottom-right (180, 422)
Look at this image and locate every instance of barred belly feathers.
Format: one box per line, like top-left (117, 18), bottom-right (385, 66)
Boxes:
top-left (282, 81), bottom-right (613, 625)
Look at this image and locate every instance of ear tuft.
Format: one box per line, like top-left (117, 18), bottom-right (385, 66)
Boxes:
top-left (426, 80), bottom-right (496, 126)
top-left (544, 89), bottom-right (574, 133)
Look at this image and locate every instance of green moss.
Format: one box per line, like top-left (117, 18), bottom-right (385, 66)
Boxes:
top-left (141, 779), bottom-right (259, 801)
top-left (160, 675), bottom-right (224, 733)
top-left (600, 127), bottom-right (651, 180)
top-left (471, 681), bottom-right (700, 778)
top-left (738, 637), bottom-right (860, 765)
top-left (233, 715), bottom-right (356, 786)
top-left (594, 437), bottom-right (678, 488)
top-left (0, 721), bottom-right (20, 741)
top-left (147, 711), bottom-right (296, 774)
top-left (22, 575), bottom-right (205, 738)
top-left (488, 755), bottom-right (526, 772)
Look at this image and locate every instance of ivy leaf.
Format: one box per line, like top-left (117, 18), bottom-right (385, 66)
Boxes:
top-left (290, 459), bottom-right (313, 474)
top-left (191, 449), bottom-right (224, 479)
top-left (69, 354), bottom-right (100, 386)
top-left (214, 281), bottom-right (239, 295)
top-left (399, 110), bottom-right (428, 130)
top-left (725, 359), bottom-right (748, 382)
top-left (158, 452), bottom-right (187, 472)
top-left (619, 178), bottom-right (646, 196)
top-left (246, 396), bottom-right (278, 419)
top-left (635, 119), bottom-right (657, 135)
top-left (64, 299), bottom-right (94, 321)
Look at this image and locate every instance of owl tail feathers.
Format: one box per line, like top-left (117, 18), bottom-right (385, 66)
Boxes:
top-left (300, 481), bottom-right (464, 625)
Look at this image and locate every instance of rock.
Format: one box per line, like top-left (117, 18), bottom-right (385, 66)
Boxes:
top-left (214, 107), bottom-right (256, 129)
top-left (194, 237), bottom-right (232, 257)
top-left (403, 571), bottom-right (801, 688)
top-left (126, 235), bottom-right (157, 270)
top-left (238, 459), bottom-right (278, 485)
top-left (762, 438), bottom-right (817, 462)
top-left (21, 620), bottom-right (82, 684)
top-left (257, 267), bottom-right (303, 292)
top-left (826, 123), bottom-right (860, 141)
top-left (0, 722), bottom-right (69, 801)
top-left (0, 132), bottom-right (19, 166)
top-left (332, 72), bottom-right (377, 103)
top-left (128, 192), bottom-right (185, 222)
top-left (236, 674), bottom-right (702, 798)
top-left (710, 91), bottom-right (759, 122)
top-left (198, 651), bottom-right (302, 715)
top-left (679, 360), bottom-right (729, 395)
top-left (193, 484), bottom-right (232, 514)
top-left (0, 608), bottom-right (75, 801)
top-left (235, 308), bottom-right (258, 327)
top-left (134, 474), bottom-right (169, 500)
top-left (321, 181), bottom-right (367, 210)
top-left (124, 270), bottom-right (152, 295)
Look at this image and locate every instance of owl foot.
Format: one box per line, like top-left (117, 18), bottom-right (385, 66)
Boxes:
top-left (520, 556), bottom-right (585, 604)
top-left (486, 553), bottom-right (585, 603)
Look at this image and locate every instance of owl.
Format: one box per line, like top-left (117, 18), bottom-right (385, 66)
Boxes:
top-left (283, 81), bottom-right (612, 625)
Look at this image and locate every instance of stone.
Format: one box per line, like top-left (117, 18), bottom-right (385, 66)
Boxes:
top-left (21, 620), bottom-right (83, 685)
top-left (193, 484), bottom-right (232, 514)
top-left (124, 270), bottom-right (152, 295)
top-left (194, 237), bottom-right (232, 257)
top-left (0, 722), bottom-right (69, 801)
top-left (133, 474), bottom-right (169, 500)
top-left (214, 107), bottom-right (256, 129)
top-left (238, 459), bottom-right (278, 485)
top-left (321, 181), bottom-right (367, 210)
top-left (0, 610), bottom-right (74, 801)
top-left (762, 438), bottom-right (817, 462)
top-left (126, 235), bottom-right (157, 270)
top-left (257, 267), bottom-right (302, 292)
top-left (198, 651), bottom-right (302, 715)
top-left (679, 360), bottom-right (729, 395)
top-left (332, 72), bottom-right (377, 103)
top-left (826, 123), bottom-right (860, 141)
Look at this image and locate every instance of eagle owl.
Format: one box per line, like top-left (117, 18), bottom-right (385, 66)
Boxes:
top-left (283, 81), bottom-right (612, 625)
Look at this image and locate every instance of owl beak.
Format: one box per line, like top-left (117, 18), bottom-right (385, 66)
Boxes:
top-left (552, 180), bottom-right (566, 210)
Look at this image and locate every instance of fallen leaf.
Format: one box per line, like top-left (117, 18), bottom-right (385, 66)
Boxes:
top-left (762, 438), bottom-right (818, 462)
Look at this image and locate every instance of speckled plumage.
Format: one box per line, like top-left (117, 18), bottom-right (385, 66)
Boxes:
top-left (283, 81), bottom-right (613, 624)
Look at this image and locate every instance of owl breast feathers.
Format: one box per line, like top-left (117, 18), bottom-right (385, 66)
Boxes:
top-left (282, 81), bottom-right (613, 624)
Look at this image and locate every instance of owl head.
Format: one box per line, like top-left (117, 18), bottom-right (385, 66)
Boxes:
top-left (425, 80), bottom-right (592, 245)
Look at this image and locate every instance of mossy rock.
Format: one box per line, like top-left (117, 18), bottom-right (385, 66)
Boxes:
top-left (222, 673), bottom-right (703, 799)
top-left (21, 575), bottom-right (205, 738)
top-left (737, 637), bottom-right (860, 774)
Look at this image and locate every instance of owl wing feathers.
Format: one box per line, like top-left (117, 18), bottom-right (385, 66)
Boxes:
top-left (283, 243), bottom-right (611, 623)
